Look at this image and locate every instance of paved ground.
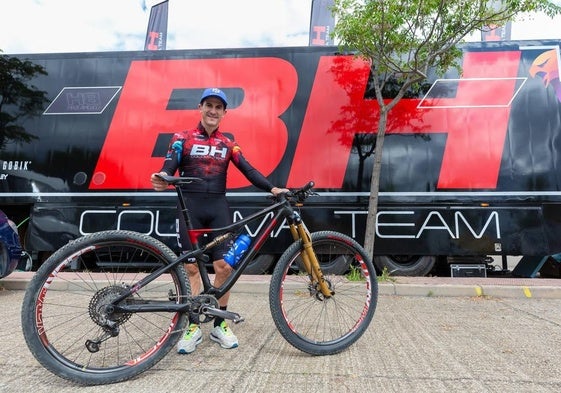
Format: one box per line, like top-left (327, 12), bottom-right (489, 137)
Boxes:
top-left (1, 273), bottom-right (560, 392)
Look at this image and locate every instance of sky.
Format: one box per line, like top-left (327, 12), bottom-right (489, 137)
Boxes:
top-left (1, 0), bottom-right (561, 55)
top-left (0, 0), bottom-right (311, 55)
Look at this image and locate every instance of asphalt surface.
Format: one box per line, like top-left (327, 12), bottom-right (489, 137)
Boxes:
top-left (1, 272), bottom-right (561, 393)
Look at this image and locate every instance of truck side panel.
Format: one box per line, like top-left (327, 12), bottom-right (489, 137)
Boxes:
top-left (2, 42), bottom-right (561, 274)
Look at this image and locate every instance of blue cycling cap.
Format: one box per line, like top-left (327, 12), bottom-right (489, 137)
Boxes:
top-left (200, 88), bottom-right (228, 108)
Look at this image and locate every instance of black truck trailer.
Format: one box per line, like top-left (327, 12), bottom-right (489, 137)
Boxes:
top-left (2, 41), bottom-right (561, 276)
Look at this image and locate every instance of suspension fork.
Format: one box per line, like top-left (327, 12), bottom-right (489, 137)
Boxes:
top-left (289, 222), bottom-right (334, 297)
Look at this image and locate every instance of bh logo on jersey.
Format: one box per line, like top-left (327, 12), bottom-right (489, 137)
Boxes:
top-left (191, 144), bottom-right (227, 158)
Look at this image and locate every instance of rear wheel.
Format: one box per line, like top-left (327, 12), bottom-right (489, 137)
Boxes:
top-left (269, 231), bottom-right (378, 355)
top-left (21, 230), bottom-right (190, 386)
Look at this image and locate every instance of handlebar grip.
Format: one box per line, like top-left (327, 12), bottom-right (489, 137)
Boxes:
top-left (302, 181), bottom-right (315, 192)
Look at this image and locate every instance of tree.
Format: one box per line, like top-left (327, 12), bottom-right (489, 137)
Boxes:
top-left (330, 0), bottom-right (561, 264)
top-left (0, 50), bottom-right (49, 150)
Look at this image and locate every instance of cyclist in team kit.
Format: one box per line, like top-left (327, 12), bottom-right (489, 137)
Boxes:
top-left (150, 87), bottom-right (288, 354)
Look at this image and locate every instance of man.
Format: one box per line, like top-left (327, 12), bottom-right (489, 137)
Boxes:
top-left (150, 87), bottom-right (288, 354)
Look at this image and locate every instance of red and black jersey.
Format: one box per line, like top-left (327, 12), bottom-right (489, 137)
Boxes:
top-left (160, 122), bottom-right (274, 194)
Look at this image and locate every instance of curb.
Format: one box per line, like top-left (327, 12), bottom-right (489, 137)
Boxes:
top-left (2, 272), bottom-right (560, 299)
top-left (377, 282), bottom-right (561, 299)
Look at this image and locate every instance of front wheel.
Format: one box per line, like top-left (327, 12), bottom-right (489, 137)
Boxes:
top-left (21, 230), bottom-right (190, 386)
top-left (269, 231), bottom-right (378, 355)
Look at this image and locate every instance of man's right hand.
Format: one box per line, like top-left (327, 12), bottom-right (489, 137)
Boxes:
top-left (150, 172), bottom-right (169, 191)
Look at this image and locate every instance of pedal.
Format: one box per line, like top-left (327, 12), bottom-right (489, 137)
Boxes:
top-left (201, 306), bottom-right (245, 324)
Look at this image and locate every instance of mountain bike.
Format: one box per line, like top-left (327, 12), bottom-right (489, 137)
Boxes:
top-left (21, 175), bottom-right (378, 385)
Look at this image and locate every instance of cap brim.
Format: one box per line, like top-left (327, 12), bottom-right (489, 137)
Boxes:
top-left (201, 95), bottom-right (227, 107)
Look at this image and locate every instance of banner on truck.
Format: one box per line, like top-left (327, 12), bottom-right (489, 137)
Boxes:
top-left (309, 0), bottom-right (335, 46)
top-left (144, 0), bottom-right (168, 50)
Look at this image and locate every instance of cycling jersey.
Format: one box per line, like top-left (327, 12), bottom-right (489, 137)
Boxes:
top-left (160, 122), bottom-right (274, 194)
top-left (160, 122), bottom-right (275, 254)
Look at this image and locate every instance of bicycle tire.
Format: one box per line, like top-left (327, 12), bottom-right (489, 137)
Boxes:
top-left (21, 230), bottom-right (190, 385)
top-left (269, 230), bottom-right (378, 355)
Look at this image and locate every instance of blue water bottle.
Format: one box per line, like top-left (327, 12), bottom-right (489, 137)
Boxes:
top-left (224, 234), bottom-right (251, 268)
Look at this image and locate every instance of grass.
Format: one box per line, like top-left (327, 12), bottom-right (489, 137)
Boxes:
top-left (377, 266), bottom-right (396, 283)
top-left (346, 265), bottom-right (364, 281)
top-left (346, 265), bottom-right (397, 283)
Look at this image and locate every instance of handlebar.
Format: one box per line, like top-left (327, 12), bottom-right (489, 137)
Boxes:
top-left (277, 181), bottom-right (317, 204)
top-left (154, 174), bottom-right (203, 185)
top-left (155, 174), bottom-right (317, 203)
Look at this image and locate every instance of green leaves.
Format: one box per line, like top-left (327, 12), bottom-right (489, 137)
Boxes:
top-left (332, 0), bottom-right (561, 79)
top-left (0, 53), bottom-right (48, 149)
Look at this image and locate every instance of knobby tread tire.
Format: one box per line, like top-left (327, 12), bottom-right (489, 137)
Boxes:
top-left (21, 230), bottom-right (190, 385)
top-left (269, 230), bottom-right (378, 355)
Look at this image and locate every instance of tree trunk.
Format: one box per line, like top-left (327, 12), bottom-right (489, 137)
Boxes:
top-left (363, 108), bottom-right (389, 261)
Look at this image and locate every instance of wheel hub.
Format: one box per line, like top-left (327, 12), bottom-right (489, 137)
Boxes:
top-left (89, 284), bottom-right (132, 329)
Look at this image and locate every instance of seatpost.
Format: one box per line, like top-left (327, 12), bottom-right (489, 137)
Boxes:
top-left (174, 184), bottom-right (194, 232)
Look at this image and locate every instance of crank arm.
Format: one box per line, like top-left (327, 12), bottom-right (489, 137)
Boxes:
top-left (201, 306), bottom-right (245, 324)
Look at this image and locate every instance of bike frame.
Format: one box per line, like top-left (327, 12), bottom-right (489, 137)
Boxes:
top-left (110, 177), bottom-right (332, 314)
top-left (182, 194), bottom-right (290, 299)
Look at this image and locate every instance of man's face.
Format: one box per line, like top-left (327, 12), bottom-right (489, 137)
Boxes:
top-left (199, 97), bottom-right (226, 130)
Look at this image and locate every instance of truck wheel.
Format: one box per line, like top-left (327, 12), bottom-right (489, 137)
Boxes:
top-left (296, 253), bottom-right (351, 275)
top-left (374, 255), bottom-right (436, 277)
top-left (243, 254), bottom-right (275, 274)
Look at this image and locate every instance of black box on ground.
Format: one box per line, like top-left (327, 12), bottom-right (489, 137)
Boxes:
top-left (450, 264), bottom-right (487, 278)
